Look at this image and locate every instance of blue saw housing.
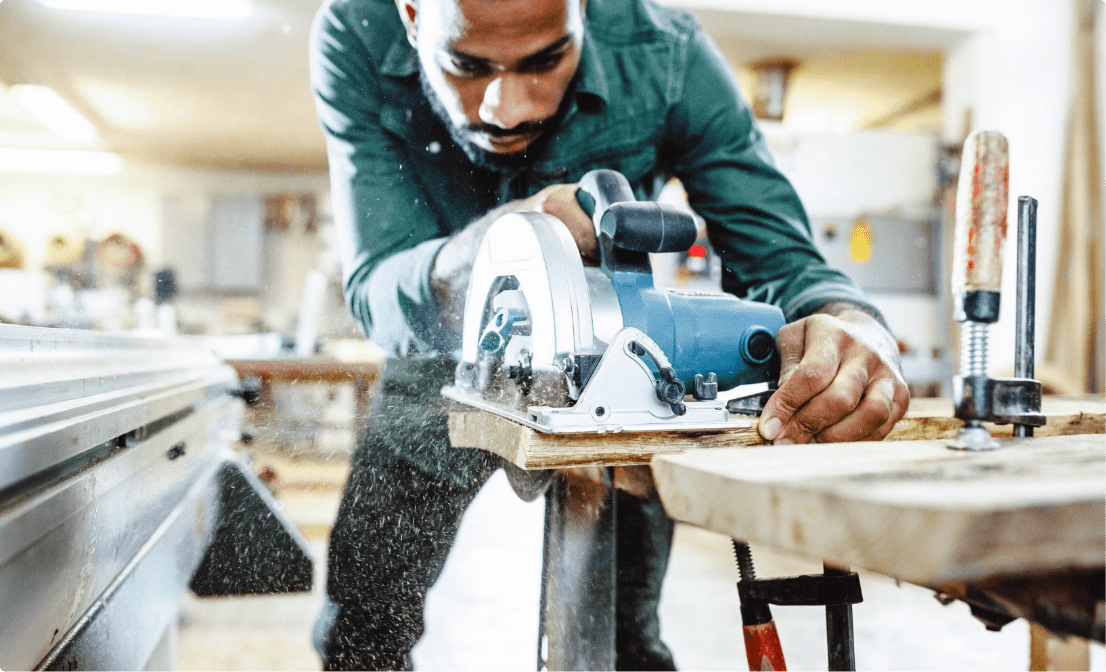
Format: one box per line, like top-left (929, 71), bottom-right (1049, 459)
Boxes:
top-left (610, 271), bottom-right (784, 390)
top-left (579, 170), bottom-right (785, 391)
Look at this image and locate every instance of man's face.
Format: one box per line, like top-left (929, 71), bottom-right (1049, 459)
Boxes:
top-left (399, 0), bottom-right (584, 167)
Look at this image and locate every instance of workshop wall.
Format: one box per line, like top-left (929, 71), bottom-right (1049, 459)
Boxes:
top-left (697, 0), bottom-right (1087, 380)
top-left (0, 161), bottom-right (342, 335)
top-left (0, 172), bottom-right (160, 276)
top-left (939, 0), bottom-right (1076, 377)
top-left (0, 162), bottom-right (327, 271)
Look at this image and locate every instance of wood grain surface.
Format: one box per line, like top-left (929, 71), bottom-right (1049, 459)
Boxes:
top-left (448, 395), bottom-right (1104, 470)
top-left (650, 433), bottom-right (1105, 584)
top-left (887, 395), bottom-right (1104, 441)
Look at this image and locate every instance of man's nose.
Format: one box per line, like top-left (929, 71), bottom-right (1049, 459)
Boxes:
top-left (478, 74), bottom-right (540, 130)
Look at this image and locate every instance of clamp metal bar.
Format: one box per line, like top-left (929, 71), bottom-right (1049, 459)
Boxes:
top-left (1014, 196), bottom-right (1038, 438)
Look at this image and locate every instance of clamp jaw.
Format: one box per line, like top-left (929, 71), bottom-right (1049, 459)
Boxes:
top-left (952, 376), bottom-right (1045, 427)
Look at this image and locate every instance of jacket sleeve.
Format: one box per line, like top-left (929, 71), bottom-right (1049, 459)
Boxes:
top-left (309, 3), bottom-right (455, 356)
top-left (662, 29), bottom-right (877, 321)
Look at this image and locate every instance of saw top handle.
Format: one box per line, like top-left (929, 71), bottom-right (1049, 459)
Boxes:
top-left (577, 169), bottom-right (635, 220)
top-left (576, 169), bottom-right (698, 256)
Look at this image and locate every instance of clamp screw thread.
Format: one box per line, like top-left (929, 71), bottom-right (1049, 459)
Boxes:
top-left (961, 321), bottom-right (989, 377)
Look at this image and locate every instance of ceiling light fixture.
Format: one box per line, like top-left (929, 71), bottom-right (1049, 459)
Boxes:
top-left (36, 0), bottom-right (252, 20)
top-left (749, 59), bottom-right (799, 123)
top-left (10, 85), bottom-right (96, 144)
top-left (0, 148), bottom-right (122, 174)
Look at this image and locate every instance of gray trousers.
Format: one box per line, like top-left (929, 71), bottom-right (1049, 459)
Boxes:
top-left (317, 357), bottom-right (676, 670)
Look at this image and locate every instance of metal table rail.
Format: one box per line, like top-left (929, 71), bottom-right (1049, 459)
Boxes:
top-left (0, 324), bottom-right (313, 670)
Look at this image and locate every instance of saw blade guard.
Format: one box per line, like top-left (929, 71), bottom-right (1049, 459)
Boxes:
top-left (459, 211), bottom-right (600, 401)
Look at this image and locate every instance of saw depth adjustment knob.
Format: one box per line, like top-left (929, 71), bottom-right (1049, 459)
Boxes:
top-left (626, 336), bottom-right (686, 416)
top-left (655, 367), bottom-right (687, 416)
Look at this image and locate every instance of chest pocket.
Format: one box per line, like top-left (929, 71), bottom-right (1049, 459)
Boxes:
top-left (379, 102), bottom-right (454, 168)
top-left (531, 104), bottom-right (668, 198)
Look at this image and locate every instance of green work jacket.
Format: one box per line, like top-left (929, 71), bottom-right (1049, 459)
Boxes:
top-left (310, 0), bottom-right (876, 359)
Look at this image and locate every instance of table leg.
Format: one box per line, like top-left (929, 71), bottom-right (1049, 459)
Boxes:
top-left (537, 471), bottom-right (617, 671)
top-left (824, 563), bottom-right (857, 671)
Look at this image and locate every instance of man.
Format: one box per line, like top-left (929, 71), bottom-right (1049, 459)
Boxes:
top-left (309, 0), bottom-right (909, 667)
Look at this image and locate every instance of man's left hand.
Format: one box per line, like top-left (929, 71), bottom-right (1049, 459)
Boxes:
top-left (758, 304), bottom-right (909, 444)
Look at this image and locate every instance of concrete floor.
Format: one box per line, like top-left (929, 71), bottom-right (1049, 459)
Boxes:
top-left (176, 466), bottom-right (1104, 671)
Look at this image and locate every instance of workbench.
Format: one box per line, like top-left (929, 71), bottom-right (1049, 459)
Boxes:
top-left (448, 395), bottom-right (1105, 669)
top-left (226, 349), bottom-right (383, 455)
top-left (226, 356), bottom-right (381, 400)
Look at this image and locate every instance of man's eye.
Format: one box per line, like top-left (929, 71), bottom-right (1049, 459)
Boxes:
top-left (449, 57), bottom-right (492, 77)
top-left (520, 52), bottom-right (565, 74)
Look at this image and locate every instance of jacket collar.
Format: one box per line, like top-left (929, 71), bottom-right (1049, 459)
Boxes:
top-left (572, 31), bottom-right (608, 111)
top-left (380, 32), bottom-right (418, 77)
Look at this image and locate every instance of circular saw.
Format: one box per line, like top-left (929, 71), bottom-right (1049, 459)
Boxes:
top-left (443, 170), bottom-right (785, 434)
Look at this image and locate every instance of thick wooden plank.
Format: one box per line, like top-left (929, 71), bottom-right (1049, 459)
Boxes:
top-left (447, 412), bottom-right (763, 469)
top-left (650, 434), bottom-right (1106, 584)
top-left (448, 395), bottom-right (1104, 470)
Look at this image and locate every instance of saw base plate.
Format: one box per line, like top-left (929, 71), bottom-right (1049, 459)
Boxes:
top-left (442, 385), bottom-right (754, 435)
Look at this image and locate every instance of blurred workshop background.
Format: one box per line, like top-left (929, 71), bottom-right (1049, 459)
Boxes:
top-left (0, 0), bottom-right (1101, 669)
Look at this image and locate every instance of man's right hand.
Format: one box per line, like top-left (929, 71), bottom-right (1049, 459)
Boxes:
top-left (430, 183), bottom-right (595, 334)
top-left (524, 183), bottom-right (598, 265)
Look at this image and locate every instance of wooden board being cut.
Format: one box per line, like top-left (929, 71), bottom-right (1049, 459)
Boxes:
top-left (448, 395), bottom-right (1104, 470)
top-left (447, 411), bottom-right (765, 469)
top-left (650, 433), bottom-right (1106, 584)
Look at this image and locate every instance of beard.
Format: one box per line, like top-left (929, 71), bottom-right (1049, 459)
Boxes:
top-left (419, 69), bottom-right (565, 173)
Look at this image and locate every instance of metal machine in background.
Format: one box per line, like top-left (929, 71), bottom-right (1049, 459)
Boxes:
top-left (810, 214), bottom-right (936, 294)
top-left (0, 325), bottom-right (313, 670)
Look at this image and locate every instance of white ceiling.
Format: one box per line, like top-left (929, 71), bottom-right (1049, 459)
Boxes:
top-left (0, 0), bottom-right (967, 171)
top-left (0, 0), bottom-right (327, 170)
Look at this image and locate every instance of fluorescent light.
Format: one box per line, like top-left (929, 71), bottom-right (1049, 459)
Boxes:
top-left (36, 0), bottom-right (252, 20)
top-left (10, 85), bottom-right (96, 144)
top-left (0, 148), bottom-right (122, 174)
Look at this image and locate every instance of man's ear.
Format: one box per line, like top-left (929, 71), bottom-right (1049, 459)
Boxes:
top-left (394, 0), bottom-right (418, 47)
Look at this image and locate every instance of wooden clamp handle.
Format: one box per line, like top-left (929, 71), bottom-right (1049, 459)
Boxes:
top-left (952, 130), bottom-right (1009, 321)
